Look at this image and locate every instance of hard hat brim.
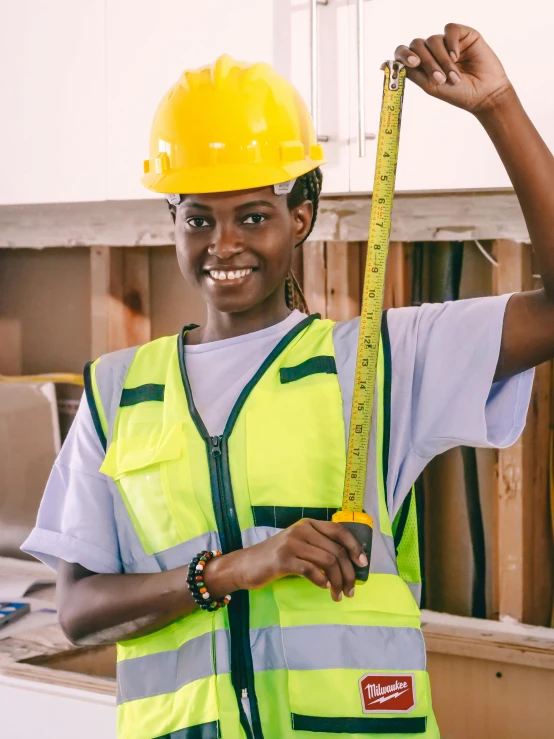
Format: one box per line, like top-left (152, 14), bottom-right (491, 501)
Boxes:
top-left (142, 159), bottom-right (326, 196)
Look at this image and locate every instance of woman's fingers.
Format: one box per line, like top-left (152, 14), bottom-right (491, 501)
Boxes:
top-left (292, 557), bottom-right (331, 590)
top-left (309, 519), bottom-right (367, 568)
top-left (296, 542), bottom-right (347, 601)
top-left (425, 34), bottom-right (460, 84)
top-left (444, 23), bottom-right (479, 62)
top-left (395, 32), bottom-right (462, 88)
top-left (409, 38), bottom-right (449, 85)
top-left (303, 528), bottom-right (357, 599)
top-left (394, 44), bottom-right (420, 69)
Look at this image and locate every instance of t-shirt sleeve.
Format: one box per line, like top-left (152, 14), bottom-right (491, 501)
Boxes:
top-left (20, 395), bottom-right (123, 574)
top-left (386, 294), bottom-right (534, 513)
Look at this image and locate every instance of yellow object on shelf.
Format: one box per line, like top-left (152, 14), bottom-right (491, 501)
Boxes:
top-left (0, 373), bottom-right (84, 387)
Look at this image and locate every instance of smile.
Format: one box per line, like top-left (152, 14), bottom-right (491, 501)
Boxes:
top-left (207, 268), bottom-right (254, 282)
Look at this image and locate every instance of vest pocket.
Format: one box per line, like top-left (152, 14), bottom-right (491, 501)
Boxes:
top-left (100, 424), bottom-right (188, 555)
top-left (272, 575), bottom-right (430, 734)
top-left (291, 715), bottom-right (427, 734)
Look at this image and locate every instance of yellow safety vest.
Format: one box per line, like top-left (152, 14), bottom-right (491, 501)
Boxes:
top-left (85, 314), bottom-right (438, 739)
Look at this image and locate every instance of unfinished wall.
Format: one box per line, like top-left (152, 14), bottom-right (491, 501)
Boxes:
top-left (0, 248), bottom-right (91, 374)
top-left (150, 245), bottom-right (206, 338)
top-left (1, 239), bottom-right (552, 627)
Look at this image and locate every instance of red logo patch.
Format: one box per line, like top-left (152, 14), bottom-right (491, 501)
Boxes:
top-left (359, 673), bottom-right (416, 713)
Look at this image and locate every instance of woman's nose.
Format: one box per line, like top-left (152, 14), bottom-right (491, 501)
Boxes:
top-left (208, 223), bottom-right (244, 259)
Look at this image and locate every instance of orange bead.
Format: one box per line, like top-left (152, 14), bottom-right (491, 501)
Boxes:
top-left (199, 587), bottom-right (208, 594)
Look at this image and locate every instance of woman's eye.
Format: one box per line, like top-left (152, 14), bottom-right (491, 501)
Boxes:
top-left (243, 213), bottom-right (267, 225)
top-left (186, 217), bottom-right (210, 228)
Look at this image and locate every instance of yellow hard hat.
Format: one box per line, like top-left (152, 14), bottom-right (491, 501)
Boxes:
top-left (142, 54), bottom-right (326, 195)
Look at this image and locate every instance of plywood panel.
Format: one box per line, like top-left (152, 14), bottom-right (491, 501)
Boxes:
top-left (150, 246), bottom-right (207, 339)
top-left (428, 652), bottom-right (554, 739)
top-left (0, 320), bottom-right (22, 375)
top-left (0, 248), bottom-right (90, 374)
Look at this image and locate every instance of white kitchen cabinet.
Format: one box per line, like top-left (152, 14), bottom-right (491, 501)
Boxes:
top-left (0, 1), bottom-right (107, 205)
top-left (348, 0), bottom-right (554, 192)
top-left (105, 0), bottom-right (351, 199)
top-left (1, 0), bottom-right (552, 205)
top-left (0, 675), bottom-right (116, 739)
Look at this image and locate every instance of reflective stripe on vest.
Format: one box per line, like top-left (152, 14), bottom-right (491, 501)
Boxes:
top-left (88, 317), bottom-right (437, 739)
top-left (117, 623), bottom-right (425, 705)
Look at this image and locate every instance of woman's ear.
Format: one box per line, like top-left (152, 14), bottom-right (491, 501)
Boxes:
top-left (291, 200), bottom-right (314, 245)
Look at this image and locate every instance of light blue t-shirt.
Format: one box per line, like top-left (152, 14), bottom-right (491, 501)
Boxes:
top-left (22, 296), bottom-right (534, 574)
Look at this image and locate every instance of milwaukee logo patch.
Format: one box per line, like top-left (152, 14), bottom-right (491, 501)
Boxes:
top-left (359, 673), bottom-right (416, 713)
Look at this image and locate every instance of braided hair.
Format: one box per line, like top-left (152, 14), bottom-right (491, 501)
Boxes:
top-left (284, 167), bottom-right (323, 314)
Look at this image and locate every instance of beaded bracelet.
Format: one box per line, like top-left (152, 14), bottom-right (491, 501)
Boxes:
top-left (186, 550), bottom-right (232, 612)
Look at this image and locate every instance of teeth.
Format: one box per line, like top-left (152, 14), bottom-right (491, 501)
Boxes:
top-left (209, 268), bottom-right (253, 281)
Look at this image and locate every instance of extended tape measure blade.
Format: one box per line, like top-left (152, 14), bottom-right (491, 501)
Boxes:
top-left (341, 61), bottom-right (406, 514)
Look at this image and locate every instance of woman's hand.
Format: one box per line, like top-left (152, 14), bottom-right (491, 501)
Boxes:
top-left (394, 23), bottom-right (514, 114)
top-left (205, 519), bottom-right (368, 602)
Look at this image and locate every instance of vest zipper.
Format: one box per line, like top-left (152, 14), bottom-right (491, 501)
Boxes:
top-left (178, 317), bottom-right (318, 739)
top-left (210, 435), bottom-right (259, 739)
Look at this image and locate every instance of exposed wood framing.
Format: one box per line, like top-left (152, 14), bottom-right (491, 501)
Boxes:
top-left (383, 241), bottom-right (412, 309)
top-left (302, 241), bottom-right (327, 318)
top-left (491, 240), bottom-right (553, 625)
top-left (421, 609), bottom-right (554, 670)
top-left (0, 319), bottom-right (22, 374)
top-left (90, 247), bottom-right (151, 357)
top-left (326, 242), bottom-right (360, 321)
top-left (422, 610), bottom-right (554, 739)
top-left (0, 191), bottom-right (529, 249)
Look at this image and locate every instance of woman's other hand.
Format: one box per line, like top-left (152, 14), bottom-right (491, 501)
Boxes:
top-left (394, 23), bottom-right (514, 114)
top-left (204, 519), bottom-right (368, 602)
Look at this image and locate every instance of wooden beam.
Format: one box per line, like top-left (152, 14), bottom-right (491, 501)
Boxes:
top-left (383, 241), bottom-right (412, 309)
top-left (90, 247), bottom-right (151, 358)
top-left (491, 240), bottom-right (552, 625)
top-left (326, 242), bottom-right (360, 321)
top-left (302, 241), bottom-right (327, 318)
top-left (0, 191), bottom-right (530, 249)
top-left (422, 609), bottom-right (554, 670)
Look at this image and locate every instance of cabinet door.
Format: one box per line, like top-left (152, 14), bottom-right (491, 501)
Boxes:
top-left (349, 0), bottom-right (554, 192)
top-left (0, 677), bottom-right (116, 739)
top-left (0, 1), bottom-right (106, 205)
top-left (272, 0), bottom-right (351, 195)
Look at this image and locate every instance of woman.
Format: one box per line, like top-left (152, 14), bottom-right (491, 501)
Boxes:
top-left (23, 23), bottom-right (554, 739)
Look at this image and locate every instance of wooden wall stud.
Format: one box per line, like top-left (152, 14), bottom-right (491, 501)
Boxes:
top-left (90, 247), bottom-right (151, 358)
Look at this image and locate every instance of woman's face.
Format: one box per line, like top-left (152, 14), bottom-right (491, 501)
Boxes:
top-left (174, 186), bottom-right (313, 314)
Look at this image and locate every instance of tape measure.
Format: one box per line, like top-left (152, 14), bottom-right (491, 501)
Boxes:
top-left (332, 61), bottom-right (406, 577)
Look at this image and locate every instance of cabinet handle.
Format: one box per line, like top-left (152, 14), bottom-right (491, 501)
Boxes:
top-left (310, 0), bottom-right (328, 142)
top-left (356, 0), bottom-right (366, 157)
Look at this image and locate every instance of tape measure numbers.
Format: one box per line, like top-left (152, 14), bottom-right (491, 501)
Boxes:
top-left (332, 61), bottom-right (406, 576)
